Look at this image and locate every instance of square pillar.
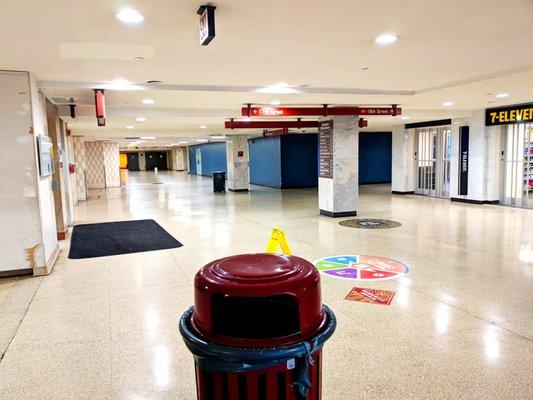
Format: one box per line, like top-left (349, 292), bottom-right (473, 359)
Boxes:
top-left (450, 111), bottom-right (501, 203)
top-left (318, 116), bottom-right (359, 217)
top-left (391, 125), bottom-right (415, 194)
top-left (226, 135), bottom-right (249, 191)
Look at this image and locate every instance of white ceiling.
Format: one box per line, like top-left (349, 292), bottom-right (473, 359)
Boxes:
top-left (1, 0), bottom-right (532, 145)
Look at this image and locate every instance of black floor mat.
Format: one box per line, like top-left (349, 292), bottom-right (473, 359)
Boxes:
top-left (68, 219), bottom-right (182, 259)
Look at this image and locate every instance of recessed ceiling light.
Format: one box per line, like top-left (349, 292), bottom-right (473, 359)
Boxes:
top-left (196, 139), bottom-right (208, 142)
top-left (142, 99), bottom-right (154, 104)
top-left (270, 100), bottom-right (281, 106)
top-left (401, 116), bottom-right (410, 120)
top-left (496, 93), bottom-right (508, 98)
top-left (126, 125), bottom-right (134, 129)
top-left (178, 141), bottom-right (188, 145)
top-left (443, 101), bottom-right (453, 107)
top-left (108, 78), bottom-right (141, 91)
top-left (136, 117), bottom-right (146, 122)
top-left (115, 8), bottom-right (145, 24)
top-left (211, 136), bottom-right (226, 139)
top-left (256, 83), bottom-right (299, 94)
top-left (375, 34), bottom-right (398, 45)
top-left (140, 136), bottom-right (155, 140)
top-left (200, 125), bottom-right (207, 129)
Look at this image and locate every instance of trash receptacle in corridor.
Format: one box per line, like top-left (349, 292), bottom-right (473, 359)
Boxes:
top-left (179, 253), bottom-right (336, 400)
top-left (212, 171), bottom-right (226, 193)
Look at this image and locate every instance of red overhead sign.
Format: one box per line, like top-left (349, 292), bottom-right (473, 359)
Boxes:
top-left (225, 120), bottom-right (319, 129)
top-left (94, 89), bottom-right (106, 127)
top-left (241, 106), bottom-right (401, 117)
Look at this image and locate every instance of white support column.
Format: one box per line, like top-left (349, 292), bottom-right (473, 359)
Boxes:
top-left (391, 125), bottom-right (415, 194)
top-left (226, 135), bottom-right (249, 191)
top-left (450, 111), bottom-right (502, 203)
top-left (318, 116), bottom-right (359, 217)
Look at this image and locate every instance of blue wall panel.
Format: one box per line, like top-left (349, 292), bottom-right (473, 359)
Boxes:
top-left (280, 134), bottom-right (319, 188)
top-left (248, 137), bottom-right (282, 187)
top-left (188, 146), bottom-right (197, 174)
top-left (359, 132), bottom-right (392, 184)
top-left (189, 142), bottom-right (226, 176)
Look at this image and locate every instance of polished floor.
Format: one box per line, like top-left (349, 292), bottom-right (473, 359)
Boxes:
top-left (0, 171), bottom-right (531, 399)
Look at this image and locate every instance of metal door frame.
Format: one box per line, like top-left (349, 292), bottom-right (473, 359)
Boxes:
top-left (414, 125), bottom-right (452, 198)
top-left (501, 123), bottom-right (533, 208)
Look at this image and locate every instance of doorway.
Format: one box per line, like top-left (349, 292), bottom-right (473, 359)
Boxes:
top-left (195, 147), bottom-right (202, 175)
top-left (127, 153), bottom-right (140, 171)
top-left (415, 125), bottom-right (452, 198)
top-left (146, 151), bottom-right (167, 170)
top-left (501, 123), bottom-right (533, 208)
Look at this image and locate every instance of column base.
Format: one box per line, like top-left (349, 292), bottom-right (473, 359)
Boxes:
top-left (392, 190), bottom-right (414, 195)
top-left (450, 197), bottom-right (499, 205)
top-left (320, 210), bottom-right (357, 218)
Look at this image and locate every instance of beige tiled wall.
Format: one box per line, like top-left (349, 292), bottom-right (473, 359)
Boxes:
top-left (84, 141), bottom-right (105, 189)
top-left (102, 141), bottom-right (120, 187)
top-left (85, 141), bottom-right (120, 189)
top-left (72, 136), bottom-right (87, 200)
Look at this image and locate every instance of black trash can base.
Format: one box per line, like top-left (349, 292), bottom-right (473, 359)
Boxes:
top-left (212, 171), bottom-right (226, 193)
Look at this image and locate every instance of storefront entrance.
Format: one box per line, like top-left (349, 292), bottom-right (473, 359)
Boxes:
top-left (415, 125), bottom-right (452, 198)
top-left (501, 123), bottom-right (533, 208)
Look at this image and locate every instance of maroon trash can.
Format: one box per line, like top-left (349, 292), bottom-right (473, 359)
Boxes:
top-left (180, 253), bottom-right (336, 400)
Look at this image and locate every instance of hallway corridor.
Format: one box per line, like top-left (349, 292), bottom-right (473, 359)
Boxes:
top-left (0, 171), bottom-right (531, 399)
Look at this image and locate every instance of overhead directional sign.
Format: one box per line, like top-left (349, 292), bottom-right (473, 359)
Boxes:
top-left (197, 5), bottom-right (216, 46)
top-left (225, 120), bottom-right (318, 129)
top-left (241, 106), bottom-right (401, 117)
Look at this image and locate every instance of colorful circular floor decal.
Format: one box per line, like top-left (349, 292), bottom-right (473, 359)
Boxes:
top-left (314, 255), bottom-right (408, 281)
top-left (339, 219), bottom-right (401, 229)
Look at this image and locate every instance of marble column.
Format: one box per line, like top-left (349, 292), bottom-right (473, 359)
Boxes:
top-left (450, 111), bottom-right (501, 202)
top-left (391, 125), bottom-right (415, 194)
top-left (226, 135), bottom-right (249, 191)
top-left (318, 116), bottom-right (359, 217)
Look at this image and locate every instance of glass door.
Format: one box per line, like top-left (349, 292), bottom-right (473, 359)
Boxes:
top-left (415, 128), bottom-right (436, 196)
top-left (415, 126), bottom-right (451, 198)
top-left (502, 123), bottom-right (533, 208)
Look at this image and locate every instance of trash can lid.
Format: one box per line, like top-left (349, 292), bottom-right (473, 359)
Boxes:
top-left (191, 253), bottom-right (325, 347)
top-left (210, 253), bottom-right (304, 283)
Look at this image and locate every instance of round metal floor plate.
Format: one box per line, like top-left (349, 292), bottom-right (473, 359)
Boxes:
top-left (339, 218), bottom-right (402, 229)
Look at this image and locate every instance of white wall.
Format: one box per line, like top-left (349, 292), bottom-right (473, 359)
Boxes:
top-left (0, 71), bottom-right (43, 272)
top-left (30, 74), bottom-right (58, 267)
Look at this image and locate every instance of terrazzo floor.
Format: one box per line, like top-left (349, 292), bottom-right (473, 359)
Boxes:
top-left (0, 170), bottom-right (531, 399)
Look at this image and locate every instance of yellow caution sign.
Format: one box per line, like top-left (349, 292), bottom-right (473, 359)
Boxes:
top-left (265, 228), bottom-right (292, 255)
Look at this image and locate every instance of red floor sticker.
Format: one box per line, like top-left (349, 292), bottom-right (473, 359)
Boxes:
top-left (345, 287), bottom-right (396, 305)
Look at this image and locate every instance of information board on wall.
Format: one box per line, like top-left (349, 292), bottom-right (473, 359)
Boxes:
top-left (319, 120), bottom-right (333, 178)
top-left (458, 126), bottom-right (469, 195)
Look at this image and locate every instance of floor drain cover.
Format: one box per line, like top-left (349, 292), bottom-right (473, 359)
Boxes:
top-left (152, 182), bottom-right (164, 185)
top-left (339, 218), bottom-right (401, 229)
